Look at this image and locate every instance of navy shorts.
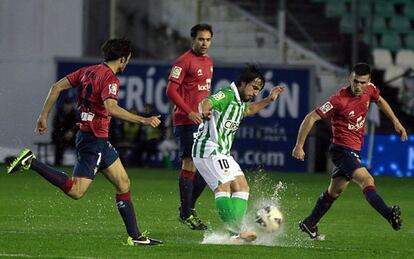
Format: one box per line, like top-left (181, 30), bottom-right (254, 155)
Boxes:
top-left (174, 125), bottom-right (199, 158)
top-left (73, 130), bottom-right (119, 179)
top-left (328, 144), bottom-right (363, 181)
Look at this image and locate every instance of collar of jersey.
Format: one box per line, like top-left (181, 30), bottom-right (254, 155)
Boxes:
top-left (230, 82), bottom-right (242, 103)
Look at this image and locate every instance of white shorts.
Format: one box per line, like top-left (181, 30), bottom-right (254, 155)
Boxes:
top-left (193, 154), bottom-right (244, 191)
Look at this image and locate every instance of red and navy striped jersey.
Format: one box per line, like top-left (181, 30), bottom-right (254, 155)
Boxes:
top-left (168, 50), bottom-right (213, 126)
top-left (315, 83), bottom-right (380, 151)
top-left (66, 64), bottom-right (119, 138)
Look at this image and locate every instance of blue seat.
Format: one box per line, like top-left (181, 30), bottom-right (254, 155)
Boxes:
top-left (405, 34), bottom-right (414, 49)
top-left (375, 1), bottom-right (395, 17)
top-left (403, 3), bottom-right (414, 18)
top-left (340, 14), bottom-right (354, 33)
top-left (325, 1), bottom-right (348, 17)
top-left (381, 32), bottom-right (403, 52)
top-left (372, 16), bottom-right (388, 33)
top-left (389, 16), bottom-right (412, 33)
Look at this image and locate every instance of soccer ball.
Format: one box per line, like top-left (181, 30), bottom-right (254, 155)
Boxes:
top-left (255, 205), bottom-right (283, 233)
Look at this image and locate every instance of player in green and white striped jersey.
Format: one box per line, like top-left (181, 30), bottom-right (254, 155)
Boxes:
top-left (192, 65), bottom-right (284, 242)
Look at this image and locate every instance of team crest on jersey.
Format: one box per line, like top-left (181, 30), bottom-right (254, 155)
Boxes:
top-left (170, 66), bottom-right (182, 79)
top-left (197, 69), bottom-right (203, 76)
top-left (319, 101), bottom-right (333, 114)
top-left (212, 91), bottom-right (225, 100)
top-left (109, 83), bottom-right (117, 95)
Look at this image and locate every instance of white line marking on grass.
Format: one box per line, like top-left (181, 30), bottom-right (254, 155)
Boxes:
top-left (0, 253), bottom-right (96, 259)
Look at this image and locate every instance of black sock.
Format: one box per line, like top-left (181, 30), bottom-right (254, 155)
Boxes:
top-left (116, 191), bottom-right (140, 239)
top-left (306, 190), bottom-right (336, 226)
top-left (178, 169), bottom-right (194, 219)
top-left (191, 171), bottom-right (206, 209)
top-left (31, 159), bottom-right (73, 193)
top-left (363, 185), bottom-right (391, 220)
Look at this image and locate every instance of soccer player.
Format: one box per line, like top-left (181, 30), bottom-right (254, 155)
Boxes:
top-left (292, 63), bottom-right (407, 240)
top-left (7, 38), bottom-right (163, 246)
top-left (192, 65), bottom-right (285, 242)
top-left (166, 23), bottom-right (213, 230)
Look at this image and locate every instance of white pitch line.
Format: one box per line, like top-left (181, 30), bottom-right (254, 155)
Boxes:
top-left (0, 253), bottom-right (96, 259)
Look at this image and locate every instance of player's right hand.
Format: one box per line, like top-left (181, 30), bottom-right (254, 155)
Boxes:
top-left (188, 111), bottom-right (203, 124)
top-left (394, 121), bottom-right (407, 141)
top-left (201, 110), bottom-right (212, 121)
top-left (143, 115), bottom-right (161, 128)
top-left (292, 145), bottom-right (305, 161)
top-left (35, 116), bottom-right (48, 135)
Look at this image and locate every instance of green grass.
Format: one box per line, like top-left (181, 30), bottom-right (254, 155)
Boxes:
top-left (1, 166), bottom-right (413, 258)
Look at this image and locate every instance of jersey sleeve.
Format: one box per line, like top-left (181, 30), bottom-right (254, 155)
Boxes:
top-left (66, 68), bottom-right (83, 87)
top-left (101, 75), bottom-right (119, 101)
top-left (315, 94), bottom-right (341, 119)
top-left (168, 58), bottom-right (188, 85)
top-left (369, 83), bottom-right (380, 102)
top-left (207, 88), bottom-right (233, 111)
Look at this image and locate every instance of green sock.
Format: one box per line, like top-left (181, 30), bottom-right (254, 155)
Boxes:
top-left (214, 193), bottom-right (237, 233)
top-left (231, 192), bottom-right (249, 227)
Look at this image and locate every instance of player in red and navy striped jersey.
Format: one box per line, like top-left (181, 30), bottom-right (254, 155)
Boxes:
top-left (7, 38), bottom-right (162, 246)
top-left (292, 63), bottom-right (407, 239)
top-left (166, 24), bottom-right (213, 230)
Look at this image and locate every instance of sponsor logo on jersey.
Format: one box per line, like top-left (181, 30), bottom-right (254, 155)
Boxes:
top-left (348, 115), bottom-right (365, 130)
top-left (349, 111), bottom-right (355, 117)
top-left (197, 68), bottom-right (203, 76)
top-left (319, 101), bottom-right (333, 114)
top-left (170, 66), bottom-right (182, 79)
top-left (212, 91), bottom-right (225, 100)
top-left (224, 120), bottom-right (240, 131)
top-left (109, 83), bottom-right (117, 95)
top-left (198, 78), bottom-right (211, 91)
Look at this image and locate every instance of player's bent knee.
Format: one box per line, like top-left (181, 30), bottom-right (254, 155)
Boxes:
top-left (67, 190), bottom-right (86, 200)
top-left (330, 190), bottom-right (342, 198)
top-left (116, 177), bottom-right (130, 193)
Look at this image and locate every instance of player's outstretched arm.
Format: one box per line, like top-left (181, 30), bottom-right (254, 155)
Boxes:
top-left (376, 96), bottom-right (407, 141)
top-left (104, 99), bottom-right (161, 128)
top-left (35, 77), bottom-right (72, 135)
top-left (244, 85), bottom-right (285, 116)
top-left (292, 111), bottom-right (321, 161)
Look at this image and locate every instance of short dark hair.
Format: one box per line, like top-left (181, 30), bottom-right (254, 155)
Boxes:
top-left (101, 38), bottom-right (132, 62)
top-left (235, 64), bottom-right (265, 89)
top-left (190, 24), bottom-right (213, 38)
top-left (352, 63), bottom-right (371, 76)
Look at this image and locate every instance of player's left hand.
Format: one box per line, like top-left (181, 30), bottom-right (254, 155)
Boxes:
top-left (268, 85), bottom-right (285, 101)
top-left (144, 115), bottom-right (161, 128)
top-left (35, 116), bottom-right (48, 135)
top-left (394, 120), bottom-right (407, 141)
top-left (292, 145), bottom-right (305, 161)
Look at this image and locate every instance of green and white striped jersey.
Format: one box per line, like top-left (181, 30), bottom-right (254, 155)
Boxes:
top-left (192, 82), bottom-right (248, 158)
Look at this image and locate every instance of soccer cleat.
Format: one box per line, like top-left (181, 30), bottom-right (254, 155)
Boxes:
top-left (190, 209), bottom-right (208, 230)
top-left (178, 207), bottom-right (208, 230)
top-left (7, 149), bottom-right (35, 174)
top-left (389, 205), bottom-right (402, 231)
top-left (126, 234), bottom-right (163, 246)
top-left (179, 214), bottom-right (207, 230)
top-left (299, 220), bottom-right (320, 240)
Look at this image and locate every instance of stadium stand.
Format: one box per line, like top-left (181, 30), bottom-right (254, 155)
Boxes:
top-left (395, 49), bottom-right (414, 69)
top-left (384, 65), bottom-right (406, 89)
top-left (373, 48), bottom-right (393, 70)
